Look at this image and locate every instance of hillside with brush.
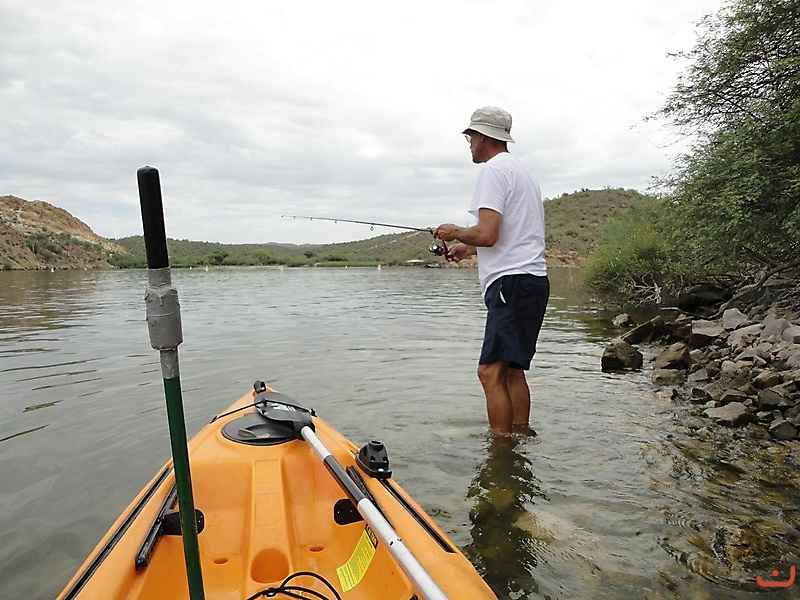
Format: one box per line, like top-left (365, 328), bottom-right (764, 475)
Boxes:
top-left (0, 195), bottom-right (124, 270)
top-left (1, 189), bottom-right (657, 269)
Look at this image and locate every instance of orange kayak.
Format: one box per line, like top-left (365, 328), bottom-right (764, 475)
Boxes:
top-left (57, 384), bottom-right (496, 600)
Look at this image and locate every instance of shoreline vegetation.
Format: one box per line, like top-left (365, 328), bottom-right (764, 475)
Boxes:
top-left (0, 188), bottom-right (647, 272)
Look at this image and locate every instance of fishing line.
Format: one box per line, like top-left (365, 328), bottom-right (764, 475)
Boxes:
top-left (281, 214), bottom-right (433, 233)
top-left (281, 215), bottom-right (452, 259)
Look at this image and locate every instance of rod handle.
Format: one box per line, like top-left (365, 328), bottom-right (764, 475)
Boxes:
top-left (137, 166), bottom-right (170, 270)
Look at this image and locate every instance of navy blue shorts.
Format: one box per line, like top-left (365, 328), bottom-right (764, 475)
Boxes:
top-left (479, 274), bottom-right (550, 370)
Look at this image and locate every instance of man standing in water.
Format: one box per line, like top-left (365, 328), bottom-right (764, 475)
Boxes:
top-left (435, 106), bottom-right (549, 437)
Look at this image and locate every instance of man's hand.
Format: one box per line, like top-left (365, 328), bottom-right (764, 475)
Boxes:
top-left (435, 209), bottom-right (501, 248)
top-left (434, 223), bottom-right (461, 242)
top-left (446, 242), bottom-right (477, 262)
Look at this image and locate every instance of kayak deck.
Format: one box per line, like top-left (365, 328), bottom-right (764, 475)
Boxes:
top-left (58, 388), bottom-right (496, 599)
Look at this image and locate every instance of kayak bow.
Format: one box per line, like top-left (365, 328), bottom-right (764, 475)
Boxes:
top-left (57, 385), bottom-right (497, 599)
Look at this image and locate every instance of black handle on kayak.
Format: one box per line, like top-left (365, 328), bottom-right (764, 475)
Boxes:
top-left (137, 166), bottom-right (170, 270)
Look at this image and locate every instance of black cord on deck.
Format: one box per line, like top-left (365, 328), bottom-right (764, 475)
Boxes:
top-left (246, 571), bottom-right (342, 600)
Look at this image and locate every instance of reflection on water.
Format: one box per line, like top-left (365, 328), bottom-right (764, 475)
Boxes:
top-left (1, 267), bottom-right (799, 600)
top-left (465, 436), bottom-right (545, 598)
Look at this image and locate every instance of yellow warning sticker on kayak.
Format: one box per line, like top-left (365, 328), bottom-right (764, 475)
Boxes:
top-left (337, 525), bottom-right (378, 591)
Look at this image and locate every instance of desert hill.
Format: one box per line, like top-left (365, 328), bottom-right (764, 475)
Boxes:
top-left (1, 188), bottom-right (656, 270)
top-left (0, 195), bottom-right (124, 270)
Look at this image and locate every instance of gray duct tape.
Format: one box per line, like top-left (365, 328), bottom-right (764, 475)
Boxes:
top-left (145, 267), bottom-right (184, 351)
top-left (159, 349), bottom-right (181, 379)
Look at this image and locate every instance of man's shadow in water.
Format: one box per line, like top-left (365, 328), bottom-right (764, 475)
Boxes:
top-left (463, 436), bottom-right (547, 599)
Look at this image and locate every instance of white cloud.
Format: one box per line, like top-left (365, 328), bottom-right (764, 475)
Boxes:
top-left (0, 0), bottom-right (724, 244)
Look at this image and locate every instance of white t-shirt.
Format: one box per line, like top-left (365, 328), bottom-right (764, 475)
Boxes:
top-left (468, 152), bottom-right (547, 296)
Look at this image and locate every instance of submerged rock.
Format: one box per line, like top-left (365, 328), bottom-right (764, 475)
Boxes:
top-left (711, 525), bottom-right (768, 569)
top-left (652, 368), bottom-right (687, 386)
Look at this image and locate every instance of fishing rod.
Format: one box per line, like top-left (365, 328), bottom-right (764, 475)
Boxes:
top-left (281, 214), bottom-right (432, 233)
top-left (281, 215), bottom-right (452, 259)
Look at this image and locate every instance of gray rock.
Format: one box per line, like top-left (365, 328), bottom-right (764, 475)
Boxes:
top-left (689, 320), bottom-right (727, 348)
top-left (722, 308), bottom-right (748, 331)
top-left (601, 338), bottom-right (643, 372)
top-left (612, 313), bottom-right (636, 327)
top-left (753, 369), bottom-right (782, 389)
top-left (768, 419), bottom-right (798, 441)
top-left (785, 405), bottom-right (800, 421)
top-left (621, 316), bottom-right (664, 345)
top-left (704, 402), bottom-right (751, 427)
top-left (761, 314), bottom-right (790, 340)
top-left (758, 386), bottom-right (795, 411)
top-left (729, 323), bottom-right (765, 346)
top-left (783, 325), bottom-right (800, 344)
top-left (720, 361), bottom-right (744, 377)
top-left (687, 368), bottom-right (711, 383)
top-left (654, 342), bottom-right (692, 370)
top-left (652, 368), bottom-right (687, 386)
top-left (720, 389), bottom-right (751, 406)
top-left (734, 346), bottom-right (771, 363)
top-left (756, 410), bottom-right (774, 423)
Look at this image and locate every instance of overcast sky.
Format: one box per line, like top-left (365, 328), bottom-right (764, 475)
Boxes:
top-left (1, 0), bottom-right (725, 245)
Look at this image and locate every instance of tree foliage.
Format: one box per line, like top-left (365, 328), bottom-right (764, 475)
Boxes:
top-left (658, 0), bottom-right (800, 266)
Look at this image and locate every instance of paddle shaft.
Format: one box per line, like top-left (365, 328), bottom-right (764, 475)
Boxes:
top-left (300, 426), bottom-right (449, 600)
top-left (137, 166), bottom-right (205, 600)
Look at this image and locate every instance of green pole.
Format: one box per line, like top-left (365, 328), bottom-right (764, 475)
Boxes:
top-left (137, 166), bottom-right (205, 599)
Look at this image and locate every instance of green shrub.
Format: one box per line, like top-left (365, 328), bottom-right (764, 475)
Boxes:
top-left (584, 203), bottom-right (685, 300)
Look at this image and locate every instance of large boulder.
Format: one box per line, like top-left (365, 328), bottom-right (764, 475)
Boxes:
top-left (677, 283), bottom-right (730, 314)
top-left (601, 338), bottom-right (643, 372)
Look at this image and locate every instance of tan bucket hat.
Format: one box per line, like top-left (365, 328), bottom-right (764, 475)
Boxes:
top-left (462, 106), bottom-right (514, 143)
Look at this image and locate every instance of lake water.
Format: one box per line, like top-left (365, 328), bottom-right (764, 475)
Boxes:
top-left (1, 267), bottom-right (799, 599)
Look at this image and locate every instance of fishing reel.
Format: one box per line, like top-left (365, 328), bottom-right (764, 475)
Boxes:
top-left (428, 241), bottom-right (451, 259)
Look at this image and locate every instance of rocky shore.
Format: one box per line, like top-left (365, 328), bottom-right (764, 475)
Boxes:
top-left (601, 292), bottom-right (800, 442)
